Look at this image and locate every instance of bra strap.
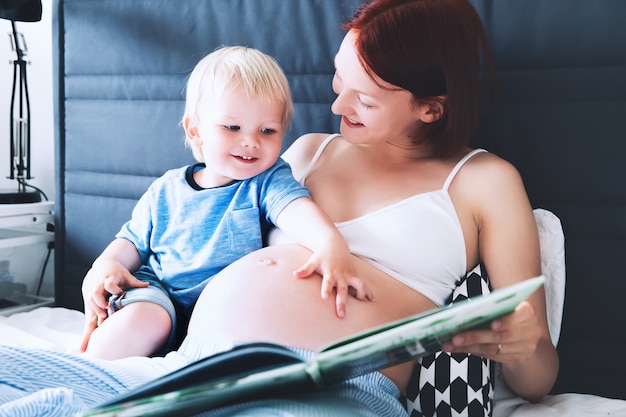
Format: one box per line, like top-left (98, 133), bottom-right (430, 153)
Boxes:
top-left (442, 148), bottom-right (487, 191)
top-left (298, 133), bottom-right (341, 183)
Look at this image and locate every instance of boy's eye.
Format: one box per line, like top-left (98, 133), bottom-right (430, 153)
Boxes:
top-left (225, 125), bottom-right (240, 131)
top-left (260, 128), bottom-right (277, 135)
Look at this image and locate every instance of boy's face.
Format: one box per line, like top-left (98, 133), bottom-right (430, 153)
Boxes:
top-left (187, 84), bottom-right (285, 187)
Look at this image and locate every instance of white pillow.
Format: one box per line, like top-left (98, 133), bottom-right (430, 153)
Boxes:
top-left (533, 208), bottom-right (566, 346)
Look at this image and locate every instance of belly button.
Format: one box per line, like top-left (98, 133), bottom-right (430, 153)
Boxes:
top-left (259, 258), bottom-right (276, 266)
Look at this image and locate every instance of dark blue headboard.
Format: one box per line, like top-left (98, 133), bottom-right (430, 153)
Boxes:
top-left (53, 0), bottom-right (626, 401)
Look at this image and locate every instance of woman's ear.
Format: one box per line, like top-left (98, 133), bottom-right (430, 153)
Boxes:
top-left (183, 116), bottom-right (202, 145)
top-left (416, 96), bottom-right (447, 124)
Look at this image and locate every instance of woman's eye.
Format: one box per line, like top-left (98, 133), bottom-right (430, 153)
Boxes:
top-left (225, 125), bottom-right (240, 131)
top-left (260, 128), bottom-right (277, 135)
top-left (358, 98), bottom-right (374, 109)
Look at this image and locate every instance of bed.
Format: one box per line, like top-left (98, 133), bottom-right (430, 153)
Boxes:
top-left (3, 0), bottom-right (626, 415)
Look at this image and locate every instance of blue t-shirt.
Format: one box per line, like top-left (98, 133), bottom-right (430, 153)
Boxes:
top-left (116, 158), bottom-right (310, 315)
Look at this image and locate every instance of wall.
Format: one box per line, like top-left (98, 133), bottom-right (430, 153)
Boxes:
top-left (0, 1), bottom-right (54, 200)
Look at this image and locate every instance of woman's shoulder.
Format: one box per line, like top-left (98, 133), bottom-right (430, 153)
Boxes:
top-left (451, 149), bottom-right (529, 209)
top-left (282, 133), bottom-right (340, 176)
top-left (458, 149), bottom-right (523, 186)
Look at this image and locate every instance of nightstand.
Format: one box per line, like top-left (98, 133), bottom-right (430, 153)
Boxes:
top-left (0, 201), bottom-right (55, 316)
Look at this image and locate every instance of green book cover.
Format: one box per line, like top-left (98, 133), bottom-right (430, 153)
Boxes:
top-left (82, 276), bottom-right (545, 417)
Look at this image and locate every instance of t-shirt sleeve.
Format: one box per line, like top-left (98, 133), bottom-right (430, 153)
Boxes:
top-left (259, 158), bottom-right (311, 225)
top-left (115, 183), bottom-right (156, 263)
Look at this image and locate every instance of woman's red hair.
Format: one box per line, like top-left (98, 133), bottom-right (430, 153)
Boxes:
top-left (344, 0), bottom-right (496, 157)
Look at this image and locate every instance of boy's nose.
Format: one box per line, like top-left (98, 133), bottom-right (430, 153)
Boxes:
top-left (241, 134), bottom-right (260, 148)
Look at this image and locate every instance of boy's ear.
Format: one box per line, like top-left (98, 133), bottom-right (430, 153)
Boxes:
top-left (183, 116), bottom-right (202, 145)
top-left (416, 95), bottom-right (446, 124)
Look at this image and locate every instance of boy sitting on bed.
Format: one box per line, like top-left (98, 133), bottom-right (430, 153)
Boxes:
top-left (79, 46), bottom-right (373, 360)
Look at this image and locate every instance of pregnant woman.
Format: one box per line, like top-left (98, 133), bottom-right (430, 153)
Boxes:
top-left (0, 0), bottom-right (557, 415)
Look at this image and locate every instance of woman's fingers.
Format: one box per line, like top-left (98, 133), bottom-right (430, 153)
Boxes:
top-left (442, 301), bottom-right (541, 363)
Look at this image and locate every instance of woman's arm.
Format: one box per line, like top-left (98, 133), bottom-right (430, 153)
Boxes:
top-left (444, 153), bottom-right (559, 402)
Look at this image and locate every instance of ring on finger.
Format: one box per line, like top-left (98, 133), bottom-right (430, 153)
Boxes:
top-left (496, 343), bottom-right (502, 355)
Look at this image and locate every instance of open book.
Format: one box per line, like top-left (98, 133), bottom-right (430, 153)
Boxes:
top-left (82, 276), bottom-right (545, 417)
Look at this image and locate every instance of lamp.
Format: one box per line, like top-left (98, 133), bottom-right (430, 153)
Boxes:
top-left (0, 0), bottom-right (43, 204)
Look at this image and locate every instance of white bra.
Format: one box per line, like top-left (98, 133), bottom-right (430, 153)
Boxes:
top-left (279, 134), bottom-right (485, 306)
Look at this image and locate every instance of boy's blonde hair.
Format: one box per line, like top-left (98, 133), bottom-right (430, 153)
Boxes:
top-left (183, 46), bottom-right (293, 159)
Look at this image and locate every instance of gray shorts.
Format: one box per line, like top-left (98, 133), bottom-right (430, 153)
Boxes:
top-left (107, 267), bottom-right (178, 353)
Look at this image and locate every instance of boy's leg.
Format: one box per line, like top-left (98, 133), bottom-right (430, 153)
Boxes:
top-left (83, 271), bottom-right (177, 360)
top-left (83, 300), bottom-right (172, 360)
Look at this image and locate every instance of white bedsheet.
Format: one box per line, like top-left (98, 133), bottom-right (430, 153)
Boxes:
top-left (1, 306), bottom-right (625, 416)
top-left (0, 307), bottom-right (83, 353)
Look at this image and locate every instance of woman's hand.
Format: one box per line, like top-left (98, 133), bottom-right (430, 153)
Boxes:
top-left (293, 246), bottom-right (374, 318)
top-left (441, 299), bottom-right (558, 402)
top-left (441, 301), bottom-right (542, 364)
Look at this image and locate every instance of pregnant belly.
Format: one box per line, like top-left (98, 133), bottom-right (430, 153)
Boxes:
top-left (187, 245), bottom-right (436, 391)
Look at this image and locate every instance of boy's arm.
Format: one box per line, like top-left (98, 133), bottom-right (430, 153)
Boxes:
top-left (275, 197), bottom-right (374, 318)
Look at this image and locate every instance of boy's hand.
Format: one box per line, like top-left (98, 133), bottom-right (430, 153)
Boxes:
top-left (294, 249), bottom-right (374, 318)
top-left (81, 260), bottom-right (148, 328)
top-left (79, 309), bottom-right (99, 353)
top-left (79, 238), bottom-right (145, 352)
top-left (275, 197), bottom-right (374, 317)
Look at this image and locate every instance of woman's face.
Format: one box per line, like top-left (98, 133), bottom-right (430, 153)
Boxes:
top-left (331, 30), bottom-right (423, 146)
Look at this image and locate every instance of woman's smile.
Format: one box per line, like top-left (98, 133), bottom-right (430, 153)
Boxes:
top-left (343, 115), bottom-right (364, 127)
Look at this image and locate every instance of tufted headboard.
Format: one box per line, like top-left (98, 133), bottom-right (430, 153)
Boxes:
top-left (52, 0), bottom-right (626, 401)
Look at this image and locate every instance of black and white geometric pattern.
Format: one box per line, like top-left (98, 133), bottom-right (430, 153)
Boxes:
top-left (404, 265), bottom-right (494, 416)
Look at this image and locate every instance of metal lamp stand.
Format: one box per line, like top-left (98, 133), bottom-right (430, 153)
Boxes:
top-left (0, 19), bottom-right (40, 204)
